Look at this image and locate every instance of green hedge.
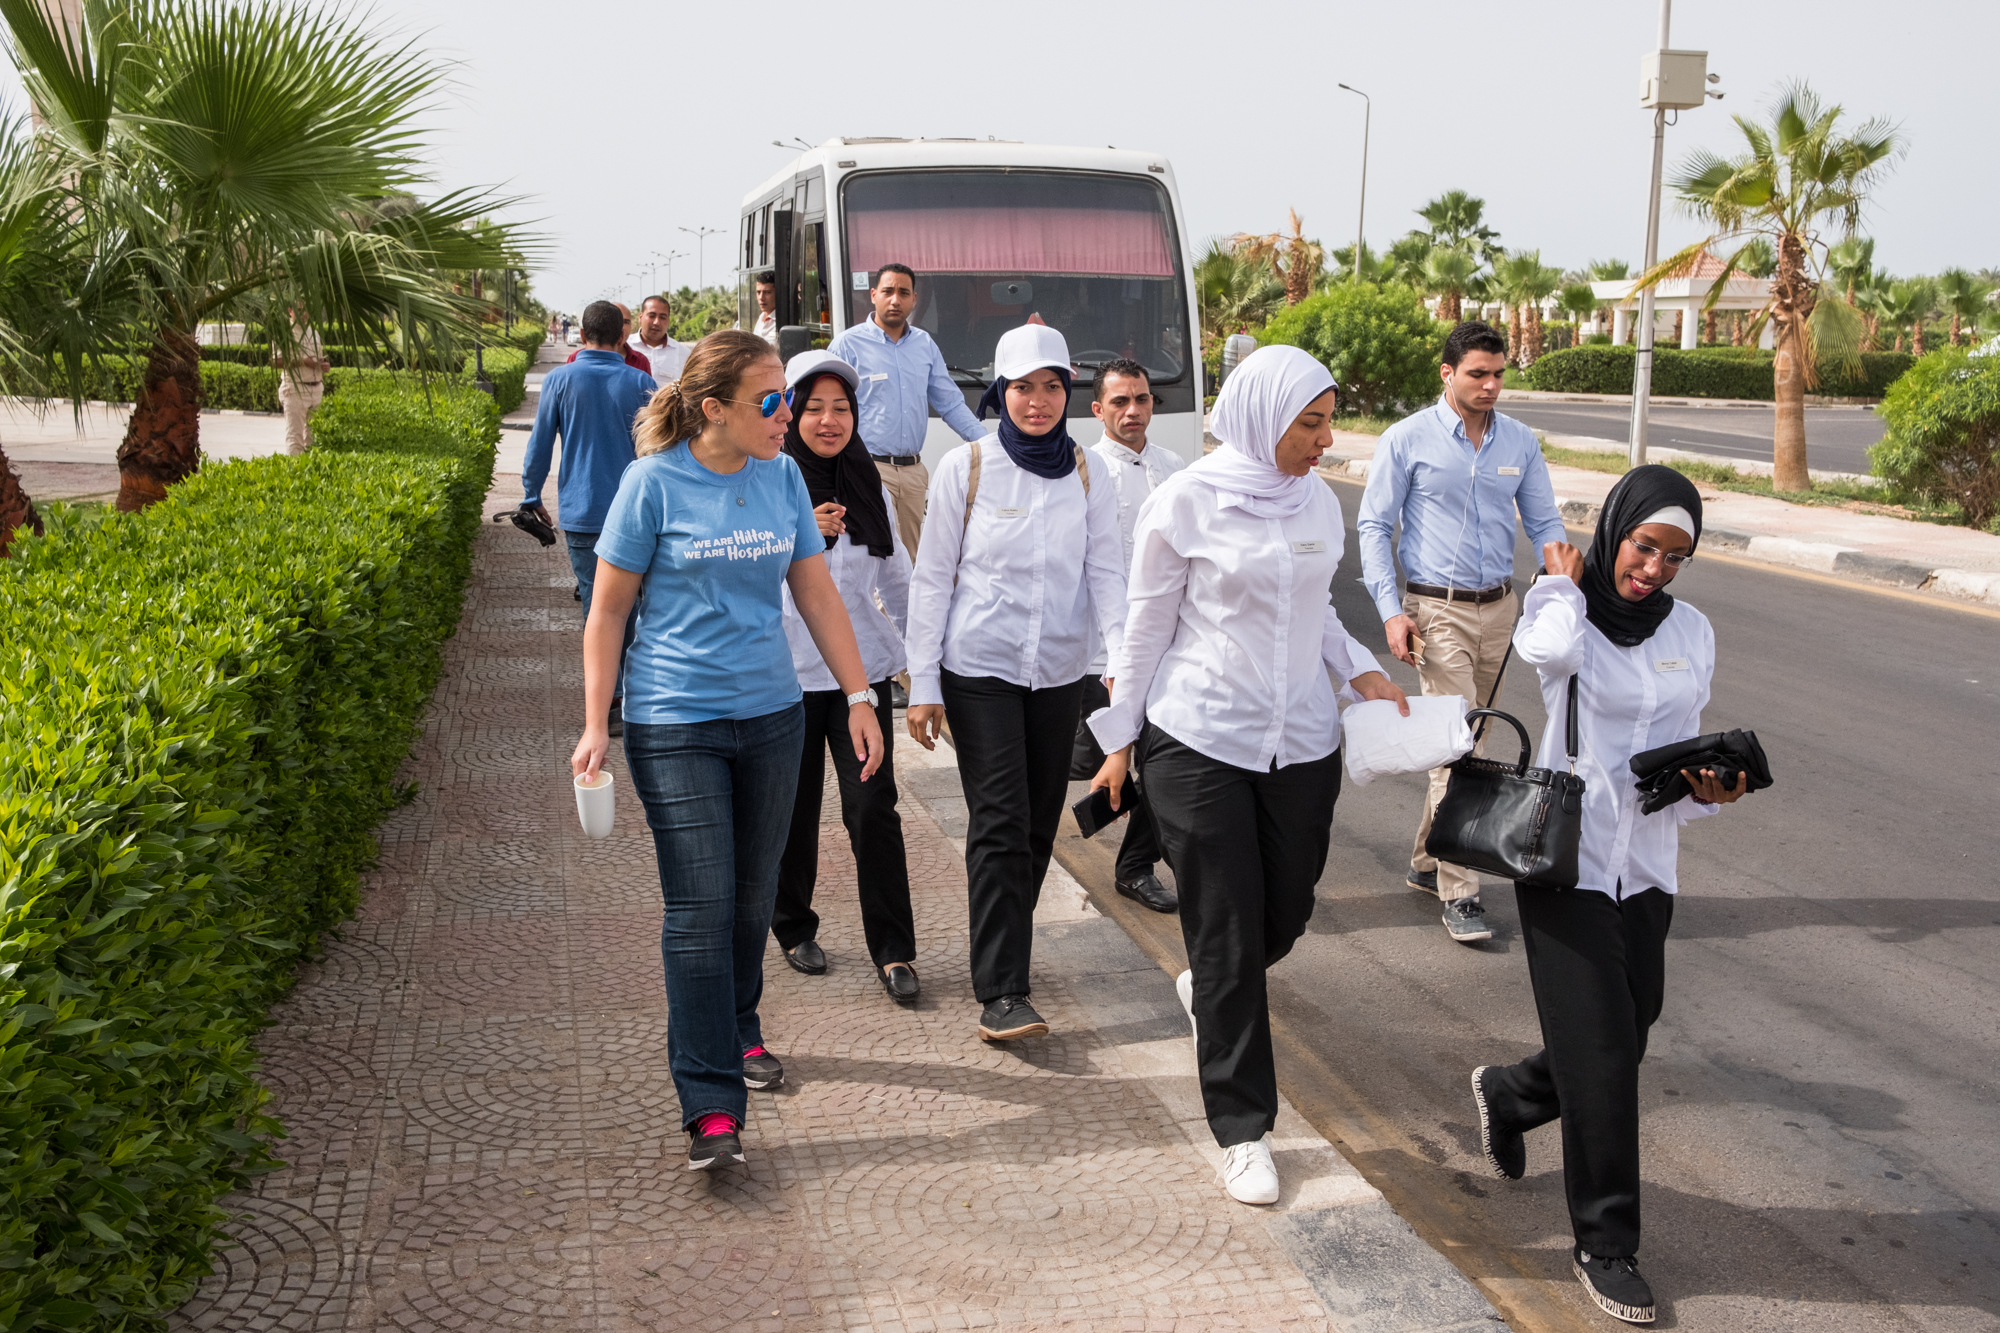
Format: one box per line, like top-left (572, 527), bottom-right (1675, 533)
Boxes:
top-left (0, 381), bottom-right (496, 1328)
top-left (31, 347), bottom-right (529, 416)
top-left (1525, 343), bottom-right (1914, 399)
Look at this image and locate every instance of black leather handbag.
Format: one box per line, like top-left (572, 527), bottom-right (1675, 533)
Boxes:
top-left (1424, 676), bottom-right (1585, 890)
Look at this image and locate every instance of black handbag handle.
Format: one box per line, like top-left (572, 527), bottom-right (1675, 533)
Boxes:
top-left (1463, 709), bottom-right (1532, 775)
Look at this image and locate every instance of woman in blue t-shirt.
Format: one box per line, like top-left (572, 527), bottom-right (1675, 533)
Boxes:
top-left (571, 330), bottom-right (885, 1173)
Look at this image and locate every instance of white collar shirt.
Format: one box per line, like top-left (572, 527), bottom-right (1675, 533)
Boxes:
top-left (904, 437), bottom-right (1129, 707)
top-left (781, 487), bottom-right (912, 690)
top-left (1512, 575), bottom-right (1720, 900)
top-left (1089, 473), bottom-right (1385, 772)
top-left (753, 311), bottom-right (778, 345)
top-left (1087, 436), bottom-right (1187, 671)
top-left (628, 334), bottom-right (691, 386)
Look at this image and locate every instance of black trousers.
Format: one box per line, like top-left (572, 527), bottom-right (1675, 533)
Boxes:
top-left (939, 669), bottom-right (1086, 1003)
top-left (1140, 723), bottom-right (1341, 1148)
top-left (1068, 675), bottom-right (1164, 882)
top-left (771, 683), bottom-right (916, 968)
top-left (1480, 883), bottom-right (1674, 1257)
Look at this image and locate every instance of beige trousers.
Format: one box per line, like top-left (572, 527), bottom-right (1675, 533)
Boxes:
top-left (280, 378), bottom-right (323, 455)
top-left (1406, 588), bottom-right (1520, 901)
top-left (877, 456), bottom-right (929, 557)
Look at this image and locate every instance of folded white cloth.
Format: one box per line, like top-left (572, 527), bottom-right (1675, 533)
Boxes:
top-left (1341, 695), bottom-right (1474, 786)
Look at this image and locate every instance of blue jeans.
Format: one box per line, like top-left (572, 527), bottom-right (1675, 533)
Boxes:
top-left (623, 703), bottom-right (806, 1130)
top-left (564, 528), bottom-right (637, 701)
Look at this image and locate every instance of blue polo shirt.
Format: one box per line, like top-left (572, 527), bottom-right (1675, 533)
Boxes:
top-left (595, 445), bottom-right (824, 724)
top-left (521, 348), bottom-right (658, 532)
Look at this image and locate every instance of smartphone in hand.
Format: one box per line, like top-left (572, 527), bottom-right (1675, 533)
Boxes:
top-left (1071, 778), bottom-right (1138, 839)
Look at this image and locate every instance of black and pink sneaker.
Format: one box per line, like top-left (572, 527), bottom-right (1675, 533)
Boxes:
top-left (687, 1113), bottom-right (744, 1171)
top-left (742, 1045), bottom-right (784, 1090)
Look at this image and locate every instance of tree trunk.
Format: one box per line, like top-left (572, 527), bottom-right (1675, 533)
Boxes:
top-left (1507, 302), bottom-right (1524, 367)
top-left (1439, 290), bottom-right (1461, 323)
top-left (1731, 312), bottom-right (1744, 346)
top-left (1671, 310), bottom-right (1684, 347)
top-left (1892, 331), bottom-right (1904, 353)
top-left (1913, 320), bottom-right (1926, 357)
top-left (0, 437), bottom-right (42, 557)
top-left (1523, 303), bottom-right (1544, 367)
top-left (1704, 310), bottom-right (1717, 345)
top-left (116, 328), bottom-right (204, 512)
top-left (1862, 314), bottom-right (1878, 352)
top-left (1951, 313), bottom-right (1962, 346)
top-left (1770, 232), bottom-right (1814, 493)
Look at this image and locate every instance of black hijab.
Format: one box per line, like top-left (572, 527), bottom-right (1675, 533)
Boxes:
top-left (781, 372), bottom-right (897, 558)
top-left (1581, 464), bottom-right (1704, 646)
top-left (976, 368), bottom-right (1079, 480)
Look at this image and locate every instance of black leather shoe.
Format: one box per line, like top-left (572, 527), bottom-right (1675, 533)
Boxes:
top-left (783, 940), bottom-right (827, 974)
top-left (977, 994), bottom-right (1048, 1042)
top-left (1472, 1066), bottom-right (1526, 1180)
top-left (1115, 873), bottom-right (1178, 914)
top-left (879, 962), bottom-right (920, 1002)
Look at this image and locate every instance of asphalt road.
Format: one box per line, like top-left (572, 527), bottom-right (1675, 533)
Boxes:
top-left (1503, 400), bottom-right (1887, 476)
top-left (1065, 478), bottom-right (1999, 1332)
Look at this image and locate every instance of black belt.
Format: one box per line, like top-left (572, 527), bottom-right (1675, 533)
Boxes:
top-left (874, 454), bottom-right (922, 467)
top-left (1406, 579), bottom-right (1512, 605)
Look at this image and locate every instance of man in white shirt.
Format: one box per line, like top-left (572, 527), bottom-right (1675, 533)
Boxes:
top-left (751, 275), bottom-right (778, 345)
top-left (1070, 358), bottom-right (1185, 914)
top-left (628, 295), bottom-right (692, 386)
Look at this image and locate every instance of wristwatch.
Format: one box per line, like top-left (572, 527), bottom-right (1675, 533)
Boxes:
top-left (845, 688), bottom-right (879, 709)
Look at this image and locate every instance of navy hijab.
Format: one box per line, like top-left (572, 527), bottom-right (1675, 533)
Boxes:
top-left (1581, 465), bottom-right (1704, 646)
top-left (976, 369), bottom-right (1079, 480)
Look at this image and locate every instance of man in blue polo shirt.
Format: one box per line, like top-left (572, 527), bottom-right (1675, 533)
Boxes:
top-left (523, 299), bottom-right (659, 734)
top-left (828, 263), bottom-right (986, 557)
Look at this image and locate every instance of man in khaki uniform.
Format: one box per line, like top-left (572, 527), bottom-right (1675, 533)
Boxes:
top-left (274, 310), bottom-right (327, 454)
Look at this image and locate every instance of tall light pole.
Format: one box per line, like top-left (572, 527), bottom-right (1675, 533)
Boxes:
top-left (655, 249), bottom-right (687, 294)
top-left (1338, 84), bottom-right (1370, 283)
top-left (679, 226), bottom-right (724, 292)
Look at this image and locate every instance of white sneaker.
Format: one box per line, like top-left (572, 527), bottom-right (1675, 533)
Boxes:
top-left (1221, 1138), bottom-right (1281, 1205)
top-left (1176, 968), bottom-right (1196, 1047)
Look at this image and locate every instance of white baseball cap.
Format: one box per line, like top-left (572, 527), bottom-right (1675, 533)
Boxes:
top-left (784, 349), bottom-right (860, 392)
top-left (993, 322), bottom-right (1073, 381)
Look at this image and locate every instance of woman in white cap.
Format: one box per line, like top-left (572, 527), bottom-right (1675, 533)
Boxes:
top-left (771, 350), bottom-right (922, 1002)
top-left (1087, 344), bottom-right (1407, 1205)
top-left (904, 322), bottom-right (1128, 1043)
top-left (1470, 465), bottom-right (1745, 1325)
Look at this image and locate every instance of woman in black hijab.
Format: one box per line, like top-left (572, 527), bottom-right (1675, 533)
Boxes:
top-left (1470, 465), bottom-right (1748, 1325)
top-left (771, 351), bottom-right (922, 1002)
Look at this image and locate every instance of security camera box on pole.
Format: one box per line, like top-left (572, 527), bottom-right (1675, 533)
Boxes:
top-left (1640, 50), bottom-right (1708, 109)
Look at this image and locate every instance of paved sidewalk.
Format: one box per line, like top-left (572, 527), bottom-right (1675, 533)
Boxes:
top-left (169, 475), bottom-right (1498, 1332)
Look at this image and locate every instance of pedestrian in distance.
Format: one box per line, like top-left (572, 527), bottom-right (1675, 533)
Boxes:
top-left (629, 293), bottom-right (692, 387)
top-left (272, 303), bottom-right (328, 455)
top-left (752, 274), bottom-right (779, 346)
top-left (1068, 357), bottom-right (1186, 915)
top-left (904, 322), bottom-right (1128, 1045)
top-left (1469, 465), bottom-right (1745, 1324)
top-left (1088, 345), bottom-right (1408, 1206)
top-left (1356, 320), bottom-right (1566, 944)
top-left (827, 263), bottom-right (988, 558)
top-left (570, 330), bottom-right (885, 1174)
top-left (522, 299), bottom-right (660, 736)
top-left (771, 350), bottom-right (922, 1002)
top-left (560, 313), bottom-right (572, 344)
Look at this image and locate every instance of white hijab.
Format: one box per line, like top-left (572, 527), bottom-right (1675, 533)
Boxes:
top-left (1187, 344), bottom-right (1336, 519)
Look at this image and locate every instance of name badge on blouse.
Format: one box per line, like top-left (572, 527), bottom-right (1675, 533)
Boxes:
top-left (1291, 540), bottom-right (1327, 553)
top-left (997, 506), bottom-right (1028, 518)
top-left (1498, 466), bottom-right (1521, 476)
top-left (867, 372), bottom-right (888, 382)
top-left (1654, 657), bottom-right (1690, 672)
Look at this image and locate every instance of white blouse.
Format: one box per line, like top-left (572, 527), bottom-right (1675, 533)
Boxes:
top-left (905, 437), bottom-right (1129, 706)
top-left (1512, 576), bottom-right (1720, 900)
top-left (1088, 472), bottom-right (1385, 772)
top-left (781, 487), bottom-right (912, 691)
top-left (1088, 437), bottom-right (1189, 673)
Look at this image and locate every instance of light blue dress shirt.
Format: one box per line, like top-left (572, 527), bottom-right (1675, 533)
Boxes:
top-left (827, 315), bottom-right (984, 458)
top-left (1356, 398), bottom-right (1566, 622)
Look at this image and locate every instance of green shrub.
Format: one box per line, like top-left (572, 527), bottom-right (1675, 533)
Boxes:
top-left (1258, 283), bottom-right (1447, 417)
top-left (1871, 346), bottom-right (2000, 527)
top-left (463, 345), bottom-right (528, 414)
top-left (28, 351), bottom-right (526, 416)
top-left (1817, 350), bottom-right (1914, 399)
top-left (1527, 343), bottom-right (1914, 400)
top-left (0, 381), bottom-right (495, 1328)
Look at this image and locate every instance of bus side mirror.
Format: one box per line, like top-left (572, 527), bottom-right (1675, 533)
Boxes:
top-left (777, 326), bottom-right (814, 362)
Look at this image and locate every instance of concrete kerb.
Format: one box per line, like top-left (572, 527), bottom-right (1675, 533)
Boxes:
top-left (1498, 387), bottom-right (1883, 409)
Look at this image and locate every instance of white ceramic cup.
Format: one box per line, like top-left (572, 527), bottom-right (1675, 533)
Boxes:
top-left (574, 770), bottom-right (615, 838)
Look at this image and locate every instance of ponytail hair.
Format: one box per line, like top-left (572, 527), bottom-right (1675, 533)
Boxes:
top-left (635, 329), bottom-right (780, 457)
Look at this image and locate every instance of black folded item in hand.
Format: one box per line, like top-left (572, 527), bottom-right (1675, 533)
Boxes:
top-left (493, 504), bottom-right (557, 547)
top-left (1629, 729), bottom-right (1772, 814)
top-left (1071, 778), bottom-right (1138, 839)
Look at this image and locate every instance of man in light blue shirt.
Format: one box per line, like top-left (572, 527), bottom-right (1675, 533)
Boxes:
top-left (827, 263), bottom-right (985, 556)
top-left (1356, 321), bottom-right (1565, 943)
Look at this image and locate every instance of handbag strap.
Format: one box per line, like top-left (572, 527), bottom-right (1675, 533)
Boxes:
top-left (1469, 639), bottom-right (1514, 744)
top-left (1564, 673), bottom-right (1579, 773)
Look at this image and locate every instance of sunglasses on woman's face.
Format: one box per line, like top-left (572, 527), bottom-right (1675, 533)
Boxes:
top-left (1624, 535), bottom-right (1695, 568)
top-left (725, 389), bottom-right (795, 417)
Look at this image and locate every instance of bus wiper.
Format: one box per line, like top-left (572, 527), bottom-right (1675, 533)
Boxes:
top-left (947, 364), bottom-right (987, 383)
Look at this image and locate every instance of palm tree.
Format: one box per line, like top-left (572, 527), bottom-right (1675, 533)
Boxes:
top-left (1559, 282), bottom-right (1600, 344)
top-left (1825, 236), bottom-right (1873, 304)
top-left (1323, 240), bottom-right (1393, 286)
top-left (1194, 239), bottom-right (1284, 337)
top-left (4, 0), bottom-right (525, 510)
top-left (1415, 190), bottom-right (1505, 268)
top-left (1875, 278), bottom-right (1938, 355)
top-left (1233, 209), bottom-right (1324, 306)
top-left (1421, 248), bottom-right (1478, 323)
top-left (1642, 83), bottom-right (1903, 491)
top-left (1934, 269), bottom-right (1992, 347)
top-left (1491, 251), bottom-right (1560, 366)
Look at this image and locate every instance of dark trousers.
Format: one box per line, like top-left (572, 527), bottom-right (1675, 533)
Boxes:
top-left (1140, 723), bottom-right (1341, 1148)
top-left (1069, 675), bottom-right (1165, 881)
top-left (564, 528), bottom-right (637, 701)
top-left (939, 669), bottom-right (1086, 1003)
top-left (1480, 884), bottom-right (1674, 1257)
top-left (772, 683), bottom-right (916, 968)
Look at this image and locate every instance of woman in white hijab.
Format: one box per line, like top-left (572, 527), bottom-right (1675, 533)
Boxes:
top-left (1088, 344), bottom-right (1407, 1205)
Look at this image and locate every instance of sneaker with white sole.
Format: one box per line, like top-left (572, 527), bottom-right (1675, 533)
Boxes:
top-left (1443, 896), bottom-right (1494, 942)
top-left (1573, 1248), bottom-right (1656, 1324)
top-left (1175, 968), bottom-right (1196, 1049)
top-left (1221, 1138), bottom-right (1280, 1205)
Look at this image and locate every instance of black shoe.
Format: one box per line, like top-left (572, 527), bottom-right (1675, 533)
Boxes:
top-left (1115, 873), bottom-right (1178, 914)
top-left (783, 939), bottom-right (827, 974)
top-left (741, 1045), bottom-right (784, 1090)
top-left (607, 699), bottom-right (623, 738)
top-left (1406, 868), bottom-right (1438, 893)
top-left (1471, 1066), bottom-right (1525, 1180)
top-left (1573, 1248), bottom-right (1656, 1324)
top-left (977, 994), bottom-right (1048, 1042)
top-left (687, 1119), bottom-right (745, 1171)
top-left (879, 962), bottom-right (920, 1002)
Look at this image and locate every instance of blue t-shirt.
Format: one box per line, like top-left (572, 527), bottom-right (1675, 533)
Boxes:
top-left (595, 445), bottom-right (824, 724)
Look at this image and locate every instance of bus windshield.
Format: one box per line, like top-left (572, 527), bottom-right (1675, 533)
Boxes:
top-left (842, 170), bottom-right (1190, 386)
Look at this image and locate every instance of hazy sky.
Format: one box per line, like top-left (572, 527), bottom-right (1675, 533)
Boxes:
top-left (5, 0), bottom-right (1992, 310)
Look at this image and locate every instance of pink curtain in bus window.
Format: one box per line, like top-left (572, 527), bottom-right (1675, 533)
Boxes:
top-left (847, 208), bottom-right (1172, 276)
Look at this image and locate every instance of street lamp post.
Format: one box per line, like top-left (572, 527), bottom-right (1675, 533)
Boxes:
top-left (679, 227), bottom-right (724, 292)
top-left (1337, 83), bottom-right (1370, 284)
top-left (654, 250), bottom-right (686, 294)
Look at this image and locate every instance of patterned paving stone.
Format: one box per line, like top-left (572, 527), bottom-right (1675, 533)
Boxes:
top-left (171, 1195), bottom-right (352, 1331)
